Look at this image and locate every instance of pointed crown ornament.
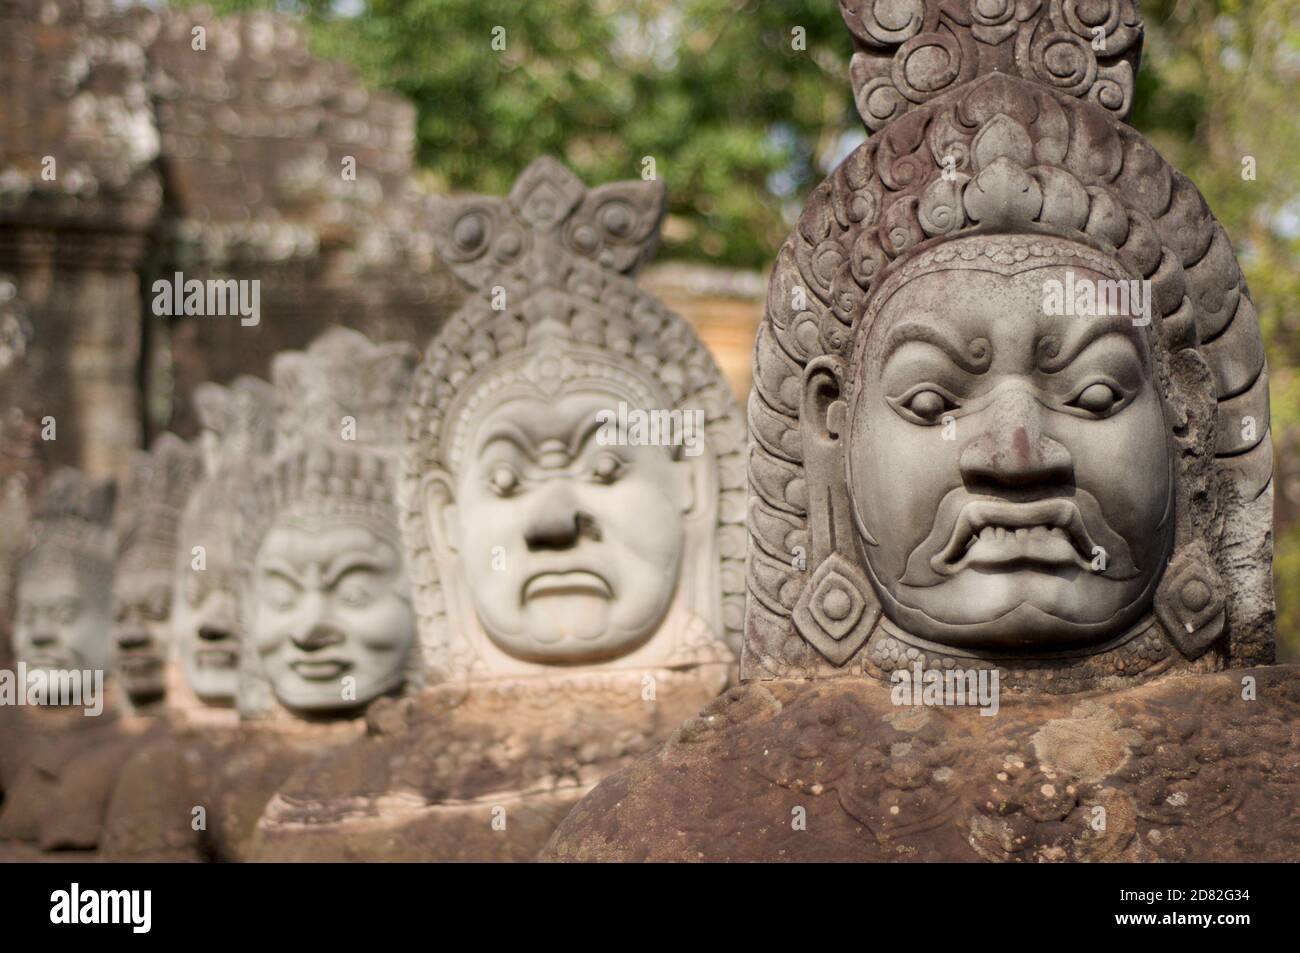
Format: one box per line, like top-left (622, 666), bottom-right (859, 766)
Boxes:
top-left (116, 434), bottom-right (202, 575)
top-left (236, 327), bottom-right (418, 565)
top-left (183, 375), bottom-right (276, 606)
top-left (22, 467), bottom-right (117, 582)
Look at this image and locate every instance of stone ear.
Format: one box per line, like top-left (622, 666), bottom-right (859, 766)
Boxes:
top-left (420, 470), bottom-right (459, 557)
top-left (801, 356), bottom-right (847, 442)
top-left (675, 450), bottom-right (700, 517)
top-left (794, 357), bottom-right (881, 665)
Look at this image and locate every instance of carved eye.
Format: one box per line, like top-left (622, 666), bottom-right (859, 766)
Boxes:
top-left (1071, 382), bottom-right (1121, 416)
top-left (489, 465), bottom-right (520, 497)
top-left (591, 452), bottom-right (623, 485)
top-left (263, 578), bottom-right (298, 612)
top-left (144, 590), bottom-right (171, 622)
top-left (902, 388), bottom-right (953, 424)
top-left (336, 574), bottom-right (375, 609)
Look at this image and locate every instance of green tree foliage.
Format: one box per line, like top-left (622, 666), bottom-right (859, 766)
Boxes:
top-left (185, 0), bottom-right (1300, 655)
top-left (189, 0), bottom-right (860, 267)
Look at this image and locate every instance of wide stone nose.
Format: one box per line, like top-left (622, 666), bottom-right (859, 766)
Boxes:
top-left (115, 631), bottom-right (154, 652)
top-left (197, 625), bottom-right (231, 642)
top-left (292, 624), bottom-right (345, 652)
top-left (959, 388), bottom-right (1073, 489)
top-left (524, 483), bottom-right (595, 551)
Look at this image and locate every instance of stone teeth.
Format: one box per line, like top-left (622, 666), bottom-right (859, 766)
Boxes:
top-left (1015, 528), bottom-right (1029, 542)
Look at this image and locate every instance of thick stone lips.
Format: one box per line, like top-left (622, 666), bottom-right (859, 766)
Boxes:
top-left (898, 488), bottom-right (1139, 587)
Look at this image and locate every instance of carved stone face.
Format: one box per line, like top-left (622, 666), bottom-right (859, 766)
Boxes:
top-left (846, 267), bottom-right (1173, 650)
top-left (172, 508), bottom-right (239, 704)
top-left (251, 518), bottom-right (414, 712)
top-left (14, 565), bottom-right (111, 673)
top-left (113, 566), bottom-right (174, 703)
top-left (433, 387), bottom-right (692, 664)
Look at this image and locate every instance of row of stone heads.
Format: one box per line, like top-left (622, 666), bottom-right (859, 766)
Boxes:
top-left (9, 160), bottom-right (749, 720)
top-left (8, 93), bottom-right (1281, 711)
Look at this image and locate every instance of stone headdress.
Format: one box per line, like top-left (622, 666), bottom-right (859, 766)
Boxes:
top-left (746, 0), bottom-right (1271, 688)
top-left (235, 327), bottom-right (418, 566)
top-left (186, 375), bottom-right (276, 581)
top-left (403, 157), bottom-right (747, 682)
top-left (21, 467), bottom-right (117, 584)
top-left (194, 375), bottom-right (277, 478)
top-left (116, 433), bottom-right (202, 576)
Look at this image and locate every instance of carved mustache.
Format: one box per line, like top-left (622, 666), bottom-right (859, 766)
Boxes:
top-left (898, 488), bottom-right (1139, 588)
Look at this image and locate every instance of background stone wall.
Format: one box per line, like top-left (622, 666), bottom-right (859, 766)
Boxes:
top-left (0, 0), bottom-right (764, 491)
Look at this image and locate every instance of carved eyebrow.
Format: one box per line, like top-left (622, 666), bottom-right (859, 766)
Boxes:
top-left (1036, 317), bottom-right (1139, 373)
top-left (881, 321), bottom-right (991, 374)
top-left (259, 560), bottom-right (304, 587)
top-left (573, 414), bottom-right (611, 456)
top-left (322, 553), bottom-right (390, 588)
top-left (478, 422), bottom-right (536, 460)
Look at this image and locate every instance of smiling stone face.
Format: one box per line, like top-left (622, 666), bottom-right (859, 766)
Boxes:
top-left (446, 388), bottom-right (690, 664)
top-left (847, 266), bottom-right (1174, 650)
top-left (251, 517), bottom-right (414, 712)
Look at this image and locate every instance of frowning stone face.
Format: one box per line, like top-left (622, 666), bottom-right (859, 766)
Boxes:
top-left (847, 267), bottom-right (1174, 650)
top-left (15, 569), bottom-right (111, 673)
top-left (444, 388), bottom-right (691, 664)
top-left (251, 518), bottom-right (415, 713)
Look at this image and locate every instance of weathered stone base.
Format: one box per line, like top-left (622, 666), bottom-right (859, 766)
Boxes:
top-left (100, 724), bottom-right (359, 862)
top-left (251, 667), bottom-right (730, 861)
top-left (542, 666), bottom-right (1300, 862)
top-left (0, 709), bottom-right (154, 852)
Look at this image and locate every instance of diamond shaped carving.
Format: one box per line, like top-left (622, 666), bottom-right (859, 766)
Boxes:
top-left (1155, 542), bottom-right (1227, 660)
top-left (792, 552), bottom-right (880, 666)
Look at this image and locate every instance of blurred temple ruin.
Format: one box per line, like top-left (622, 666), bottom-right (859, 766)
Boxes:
top-left (0, 0), bottom-right (766, 495)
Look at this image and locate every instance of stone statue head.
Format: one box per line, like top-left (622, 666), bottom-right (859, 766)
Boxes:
top-left (14, 469), bottom-right (116, 676)
top-left (172, 376), bottom-right (275, 705)
top-left (236, 328), bottom-right (418, 716)
top-left (404, 157), bottom-right (744, 682)
top-left (746, 0), bottom-right (1272, 691)
top-left (113, 434), bottom-right (201, 705)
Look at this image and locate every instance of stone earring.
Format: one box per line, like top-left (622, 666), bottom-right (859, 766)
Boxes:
top-left (793, 355), bottom-right (882, 665)
top-left (1154, 540), bottom-right (1227, 659)
top-left (792, 551), bottom-right (880, 665)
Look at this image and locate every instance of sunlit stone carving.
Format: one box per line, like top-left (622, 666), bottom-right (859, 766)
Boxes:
top-left (405, 156), bottom-right (745, 680)
top-left (544, 0), bottom-right (1292, 863)
top-left (113, 435), bottom-right (201, 709)
top-left (743, 73), bottom-right (1272, 687)
top-left (236, 327), bottom-right (419, 716)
